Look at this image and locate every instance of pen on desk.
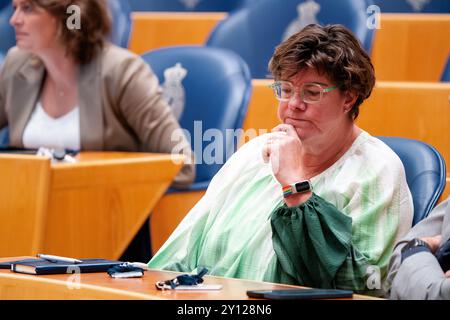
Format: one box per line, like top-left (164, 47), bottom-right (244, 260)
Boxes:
top-left (37, 254), bottom-right (83, 264)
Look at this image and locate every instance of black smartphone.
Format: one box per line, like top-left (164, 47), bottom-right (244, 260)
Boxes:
top-left (247, 288), bottom-right (353, 300)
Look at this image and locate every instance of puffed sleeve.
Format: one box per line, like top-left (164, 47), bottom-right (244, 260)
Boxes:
top-left (270, 193), bottom-right (353, 288)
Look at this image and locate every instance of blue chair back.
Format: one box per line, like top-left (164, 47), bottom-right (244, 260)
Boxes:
top-left (372, 0), bottom-right (450, 13)
top-left (126, 0), bottom-right (249, 12)
top-left (206, 0), bottom-right (374, 79)
top-left (0, 3), bottom-right (15, 58)
top-left (441, 55), bottom-right (450, 82)
top-left (108, 0), bottom-right (132, 48)
top-left (378, 136), bottom-right (446, 226)
top-left (141, 46), bottom-right (252, 191)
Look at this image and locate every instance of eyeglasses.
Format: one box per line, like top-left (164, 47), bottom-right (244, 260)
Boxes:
top-left (269, 81), bottom-right (337, 104)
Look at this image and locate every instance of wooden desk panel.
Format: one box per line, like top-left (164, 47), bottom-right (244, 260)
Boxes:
top-left (0, 257), bottom-right (378, 300)
top-left (0, 152), bottom-right (183, 260)
top-left (372, 14), bottom-right (450, 81)
top-left (357, 82), bottom-right (450, 166)
top-left (44, 153), bottom-right (184, 259)
top-left (0, 155), bottom-right (51, 256)
top-left (129, 12), bottom-right (226, 55)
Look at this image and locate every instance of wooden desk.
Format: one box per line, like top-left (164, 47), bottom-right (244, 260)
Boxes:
top-left (129, 12), bottom-right (226, 55)
top-left (0, 155), bottom-right (50, 257)
top-left (0, 257), bottom-right (378, 300)
top-left (0, 152), bottom-right (184, 259)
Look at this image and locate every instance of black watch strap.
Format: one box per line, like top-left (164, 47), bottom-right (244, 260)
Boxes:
top-left (401, 238), bottom-right (432, 263)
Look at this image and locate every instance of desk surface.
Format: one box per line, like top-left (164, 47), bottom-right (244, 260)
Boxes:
top-left (0, 257), bottom-right (379, 300)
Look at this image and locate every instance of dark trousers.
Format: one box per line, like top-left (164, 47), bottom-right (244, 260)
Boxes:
top-left (120, 218), bottom-right (152, 263)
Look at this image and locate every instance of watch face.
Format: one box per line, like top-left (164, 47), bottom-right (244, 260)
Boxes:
top-left (294, 181), bottom-right (311, 193)
top-left (413, 238), bottom-right (428, 248)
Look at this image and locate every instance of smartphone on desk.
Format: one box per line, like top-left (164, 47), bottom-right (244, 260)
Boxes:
top-left (247, 288), bottom-right (353, 300)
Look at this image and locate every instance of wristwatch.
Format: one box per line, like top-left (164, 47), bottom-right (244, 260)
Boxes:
top-left (282, 180), bottom-right (313, 198)
top-left (401, 238), bottom-right (432, 262)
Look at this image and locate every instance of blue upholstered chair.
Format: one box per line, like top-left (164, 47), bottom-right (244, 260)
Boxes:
top-left (372, 0), bottom-right (450, 13)
top-left (140, 45), bottom-right (252, 253)
top-left (109, 0), bottom-right (132, 48)
top-left (441, 56), bottom-right (450, 82)
top-left (378, 136), bottom-right (446, 226)
top-left (0, 3), bottom-right (15, 60)
top-left (0, 0), bottom-right (132, 58)
top-left (126, 0), bottom-right (249, 12)
top-left (141, 45), bottom-right (252, 191)
top-left (206, 0), bottom-right (375, 79)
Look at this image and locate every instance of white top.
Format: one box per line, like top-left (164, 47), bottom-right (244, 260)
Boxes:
top-left (22, 102), bottom-right (81, 151)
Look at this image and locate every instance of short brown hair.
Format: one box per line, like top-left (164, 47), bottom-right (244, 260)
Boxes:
top-left (31, 0), bottom-right (111, 64)
top-left (269, 24), bottom-right (375, 120)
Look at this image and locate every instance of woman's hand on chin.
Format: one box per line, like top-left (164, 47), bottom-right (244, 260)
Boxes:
top-left (262, 124), bottom-right (305, 186)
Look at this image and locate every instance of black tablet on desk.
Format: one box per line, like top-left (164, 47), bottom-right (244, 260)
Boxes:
top-left (0, 147), bottom-right (79, 156)
top-left (247, 288), bottom-right (353, 300)
top-left (0, 147), bottom-right (37, 155)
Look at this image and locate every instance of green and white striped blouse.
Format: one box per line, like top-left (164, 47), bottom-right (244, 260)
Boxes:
top-left (149, 131), bottom-right (413, 292)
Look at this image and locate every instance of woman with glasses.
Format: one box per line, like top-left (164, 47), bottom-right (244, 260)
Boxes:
top-left (149, 24), bottom-right (413, 296)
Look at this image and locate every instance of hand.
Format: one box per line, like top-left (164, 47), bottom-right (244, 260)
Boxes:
top-left (262, 124), bottom-right (311, 207)
top-left (262, 124), bottom-right (304, 186)
top-left (420, 235), bottom-right (442, 254)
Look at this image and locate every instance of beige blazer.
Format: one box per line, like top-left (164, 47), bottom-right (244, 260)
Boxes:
top-left (0, 45), bottom-right (195, 188)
